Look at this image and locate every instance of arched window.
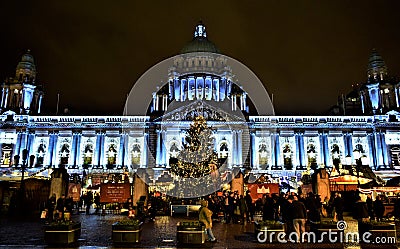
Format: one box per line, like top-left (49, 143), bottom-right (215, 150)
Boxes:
top-left (390, 146), bottom-right (400, 167)
top-left (331, 144), bottom-right (341, 171)
top-left (83, 143), bottom-right (94, 165)
top-left (219, 142), bottom-right (229, 159)
top-left (307, 143), bottom-right (317, 169)
top-left (107, 144), bottom-right (117, 165)
top-left (169, 142), bottom-right (179, 158)
top-left (36, 140), bottom-right (46, 166)
top-left (282, 144), bottom-right (292, 170)
top-left (59, 143), bottom-right (70, 165)
top-left (258, 143), bottom-right (268, 165)
top-left (1, 144), bottom-right (12, 166)
top-left (131, 143), bottom-right (141, 166)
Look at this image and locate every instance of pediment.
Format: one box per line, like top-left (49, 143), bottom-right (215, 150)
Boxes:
top-left (154, 100), bottom-right (245, 122)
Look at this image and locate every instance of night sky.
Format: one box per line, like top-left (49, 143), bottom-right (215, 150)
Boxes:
top-left (1, 1), bottom-right (400, 116)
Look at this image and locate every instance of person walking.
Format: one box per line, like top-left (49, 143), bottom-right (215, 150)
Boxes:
top-left (199, 200), bottom-right (217, 242)
top-left (288, 195), bottom-right (307, 243)
top-left (374, 195), bottom-right (385, 221)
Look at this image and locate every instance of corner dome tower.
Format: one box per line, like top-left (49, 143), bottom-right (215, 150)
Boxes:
top-left (367, 49), bottom-right (387, 81)
top-left (15, 49), bottom-right (37, 82)
top-left (180, 21), bottom-right (220, 54)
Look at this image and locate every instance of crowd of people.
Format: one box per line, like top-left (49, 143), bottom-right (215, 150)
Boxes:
top-left (44, 191), bottom-right (101, 221)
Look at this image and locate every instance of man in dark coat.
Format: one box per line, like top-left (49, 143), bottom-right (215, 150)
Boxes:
top-left (47, 194), bottom-right (56, 221)
top-left (333, 193), bottom-right (344, 221)
top-left (288, 195), bottom-right (307, 242)
top-left (245, 190), bottom-right (254, 222)
top-left (354, 195), bottom-right (369, 237)
top-left (374, 195), bottom-right (385, 221)
top-left (366, 194), bottom-right (374, 221)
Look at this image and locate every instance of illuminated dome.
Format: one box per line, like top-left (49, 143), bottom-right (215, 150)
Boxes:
top-left (180, 22), bottom-right (220, 54)
top-left (15, 49), bottom-right (37, 80)
top-left (367, 49), bottom-right (387, 80)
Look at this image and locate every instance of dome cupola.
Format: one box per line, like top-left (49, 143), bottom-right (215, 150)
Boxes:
top-left (367, 49), bottom-right (387, 81)
top-left (180, 21), bottom-right (220, 54)
top-left (15, 49), bottom-right (37, 83)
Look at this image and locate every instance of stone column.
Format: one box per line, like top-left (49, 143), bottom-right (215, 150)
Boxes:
top-left (251, 132), bottom-right (256, 169)
top-left (231, 130), bottom-right (237, 167)
top-left (381, 132), bottom-right (389, 168)
top-left (374, 132), bottom-right (383, 169)
top-left (13, 131), bottom-right (24, 162)
top-left (295, 133), bottom-right (300, 169)
top-left (142, 133), bottom-right (148, 168)
top-left (70, 133), bottom-right (78, 168)
top-left (124, 134), bottom-right (130, 169)
top-left (237, 130), bottom-right (242, 166)
top-left (161, 130), bottom-right (167, 167)
top-left (348, 133), bottom-right (354, 156)
top-left (156, 130), bottom-right (161, 166)
top-left (298, 133), bottom-right (306, 168)
top-left (75, 133), bottom-right (82, 167)
top-left (275, 133), bottom-right (281, 168)
top-left (52, 132), bottom-right (59, 167)
top-left (100, 133), bottom-right (106, 167)
top-left (367, 133), bottom-right (376, 169)
top-left (93, 132), bottom-right (102, 167)
top-left (118, 132), bottom-right (125, 167)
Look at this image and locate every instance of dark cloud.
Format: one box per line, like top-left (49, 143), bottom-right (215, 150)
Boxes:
top-left (1, 1), bottom-right (400, 115)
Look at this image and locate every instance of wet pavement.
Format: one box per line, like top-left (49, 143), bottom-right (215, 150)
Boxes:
top-left (0, 212), bottom-right (399, 249)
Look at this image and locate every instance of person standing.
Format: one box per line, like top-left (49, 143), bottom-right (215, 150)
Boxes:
top-left (47, 194), bottom-right (56, 221)
top-left (199, 200), bottom-right (217, 242)
top-left (245, 190), bottom-right (254, 222)
top-left (366, 193), bottom-right (374, 221)
top-left (354, 195), bottom-right (369, 238)
top-left (374, 195), bottom-right (385, 221)
top-left (56, 194), bottom-right (66, 220)
top-left (288, 195), bottom-right (307, 243)
top-left (239, 195), bottom-right (247, 223)
top-left (86, 191), bottom-right (93, 215)
top-left (333, 193), bottom-right (344, 221)
top-left (94, 192), bottom-right (100, 214)
top-left (394, 194), bottom-right (400, 220)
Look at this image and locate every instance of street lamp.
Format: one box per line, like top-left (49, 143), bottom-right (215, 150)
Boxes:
top-left (353, 149), bottom-right (362, 188)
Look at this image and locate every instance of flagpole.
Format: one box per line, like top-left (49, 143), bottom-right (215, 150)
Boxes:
top-left (56, 93), bottom-right (60, 115)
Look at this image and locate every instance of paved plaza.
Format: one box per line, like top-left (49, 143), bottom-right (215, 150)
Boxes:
top-left (0, 212), bottom-right (399, 249)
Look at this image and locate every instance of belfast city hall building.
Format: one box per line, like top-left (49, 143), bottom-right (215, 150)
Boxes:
top-left (1, 23), bottom-right (400, 199)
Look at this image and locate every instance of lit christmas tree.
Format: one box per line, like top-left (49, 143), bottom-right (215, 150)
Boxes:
top-left (169, 116), bottom-right (219, 179)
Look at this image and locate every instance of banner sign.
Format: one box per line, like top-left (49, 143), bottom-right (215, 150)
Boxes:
top-left (100, 183), bottom-right (130, 203)
top-left (68, 183), bottom-right (81, 202)
top-left (247, 183), bottom-right (279, 202)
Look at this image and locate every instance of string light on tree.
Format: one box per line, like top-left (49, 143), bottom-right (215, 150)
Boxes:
top-left (169, 116), bottom-right (219, 178)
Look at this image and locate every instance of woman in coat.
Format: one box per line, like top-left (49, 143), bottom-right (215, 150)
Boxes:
top-left (199, 200), bottom-right (217, 242)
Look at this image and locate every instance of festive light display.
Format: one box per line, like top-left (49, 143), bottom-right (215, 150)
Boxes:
top-left (169, 116), bottom-right (219, 178)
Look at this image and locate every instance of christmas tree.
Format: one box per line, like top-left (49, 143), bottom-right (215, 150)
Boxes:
top-left (169, 116), bottom-right (219, 179)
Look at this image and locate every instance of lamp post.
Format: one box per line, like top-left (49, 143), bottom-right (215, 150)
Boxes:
top-left (353, 149), bottom-right (362, 189)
